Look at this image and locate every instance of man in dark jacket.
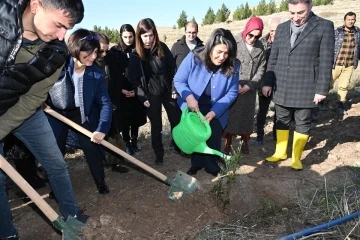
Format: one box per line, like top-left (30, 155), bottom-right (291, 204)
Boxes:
top-left (0, 1), bottom-right (85, 239)
top-left (330, 12), bottom-right (360, 114)
top-left (171, 21), bottom-right (204, 70)
top-left (262, 0), bottom-right (334, 170)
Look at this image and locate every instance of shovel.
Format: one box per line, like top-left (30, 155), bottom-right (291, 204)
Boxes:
top-left (44, 108), bottom-right (201, 201)
top-left (0, 155), bottom-right (85, 240)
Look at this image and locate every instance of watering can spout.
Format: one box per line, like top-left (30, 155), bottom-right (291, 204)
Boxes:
top-left (193, 144), bottom-right (231, 161)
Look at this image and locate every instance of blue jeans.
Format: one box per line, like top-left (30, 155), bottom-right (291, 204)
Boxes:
top-left (0, 109), bottom-right (79, 238)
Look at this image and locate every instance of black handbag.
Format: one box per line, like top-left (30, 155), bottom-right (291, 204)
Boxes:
top-left (48, 66), bottom-right (76, 110)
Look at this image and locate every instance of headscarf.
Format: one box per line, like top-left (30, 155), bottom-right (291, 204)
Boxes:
top-left (242, 17), bottom-right (264, 42)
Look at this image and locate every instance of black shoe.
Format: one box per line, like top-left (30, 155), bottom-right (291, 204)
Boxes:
top-left (112, 164), bottom-right (129, 173)
top-left (255, 135), bottom-right (263, 145)
top-left (155, 159), bottom-right (163, 165)
top-left (131, 137), bottom-right (141, 152)
top-left (125, 142), bottom-right (135, 155)
top-left (0, 234), bottom-right (19, 240)
top-left (95, 178), bottom-right (109, 194)
top-left (337, 102), bottom-right (346, 115)
top-left (187, 166), bottom-right (202, 175)
top-left (73, 208), bottom-right (90, 224)
top-left (48, 191), bottom-right (56, 200)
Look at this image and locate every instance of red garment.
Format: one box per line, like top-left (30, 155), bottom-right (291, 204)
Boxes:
top-left (242, 17), bottom-right (264, 41)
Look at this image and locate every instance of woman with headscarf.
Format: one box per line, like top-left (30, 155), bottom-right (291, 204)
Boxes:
top-left (224, 17), bottom-right (266, 154)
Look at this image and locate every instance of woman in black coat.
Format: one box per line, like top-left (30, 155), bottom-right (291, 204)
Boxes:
top-left (105, 24), bottom-right (147, 155)
top-left (128, 18), bottom-right (181, 165)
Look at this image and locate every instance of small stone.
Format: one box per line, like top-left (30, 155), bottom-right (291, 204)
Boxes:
top-left (99, 214), bottom-right (113, 226)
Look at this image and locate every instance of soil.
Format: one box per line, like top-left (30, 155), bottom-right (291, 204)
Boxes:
top-left (6, 90), bottom-right (360, 240)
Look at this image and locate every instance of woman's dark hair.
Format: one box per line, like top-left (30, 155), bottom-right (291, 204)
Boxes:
top-left (195, 28), bottom-right (238, 77)
top-left (135, 18), bottom-right (164, 61)
top-left (117, 24), bottom-right (136, 52)
top-left (42, 0), bottom-right (84, 26)
top-left (67, 28), bottom-right (100, 60)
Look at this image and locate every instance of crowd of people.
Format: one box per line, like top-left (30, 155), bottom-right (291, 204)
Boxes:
top-left (0, 0), bottom-right (359, 239)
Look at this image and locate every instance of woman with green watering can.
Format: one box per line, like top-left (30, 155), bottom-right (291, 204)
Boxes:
top-left (173, 28), bottom-right (240, 176)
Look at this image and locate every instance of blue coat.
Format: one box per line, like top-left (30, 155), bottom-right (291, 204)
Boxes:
top-left (174, 52), bottom-right (240, 129)
top-left (48, 57), bottom-right (112, 137)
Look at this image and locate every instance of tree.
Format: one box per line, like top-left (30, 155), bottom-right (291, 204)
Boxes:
top-left (233, 4), bottom-right (245, 21)
top-left (215, 3), bottom-right (230, 23)
top-left (267, 0), bottom-right (277, 14)
top-left (255, 0), bottom-right (268, 16)
top-left (279, 0), bottom-right (288, 11)
top-left (177, 10), bottom-right (187, 29)
top-left (244, 2), bottom-right (252, 18)
top-left (202, 7), bottom-right (216, 25)
top-left (191, 16), bottom-right (196, 23)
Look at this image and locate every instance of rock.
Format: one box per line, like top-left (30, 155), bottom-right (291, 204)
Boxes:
top-left (99, 214), bottom-right (113, 226)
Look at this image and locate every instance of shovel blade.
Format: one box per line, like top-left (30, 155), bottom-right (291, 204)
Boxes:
top-left (167, 171), bottom-right (201, 201)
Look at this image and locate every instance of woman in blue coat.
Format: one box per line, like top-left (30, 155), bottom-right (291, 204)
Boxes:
top-left (47, 29), bottom-right (112, 194)
top-left (174, 28), bottom-right (240, 176)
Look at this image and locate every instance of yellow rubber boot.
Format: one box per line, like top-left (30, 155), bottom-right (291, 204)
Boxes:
top-left (291, 131), bottom-right (309, 170)
top-left (266, 130), bottom-right (289, 162)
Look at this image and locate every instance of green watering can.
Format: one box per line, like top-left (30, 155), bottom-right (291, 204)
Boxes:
top-left (172, 107), bottom-right (231, 161)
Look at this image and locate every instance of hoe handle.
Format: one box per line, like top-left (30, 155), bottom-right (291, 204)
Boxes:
top-left (0, 155), bottom-right (59, 222)
top-left (44, 108), bottom-right (168, 182)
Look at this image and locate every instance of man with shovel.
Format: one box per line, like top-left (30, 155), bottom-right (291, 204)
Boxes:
top-left (0, 0), bottom-right (85, 239)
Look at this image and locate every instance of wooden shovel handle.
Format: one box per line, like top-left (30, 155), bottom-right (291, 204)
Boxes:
top-left (0, 155), bottom-right (59, 222)
top-left (44, 108), bottom-right (168, 182)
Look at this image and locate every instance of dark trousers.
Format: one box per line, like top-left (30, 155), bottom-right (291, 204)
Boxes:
top-left (147, 92), bottom-right (181, 160)
top-left (191, 104), bottom-right (222, 174)
top-left (275, 104), bottom-right (312, 134)
top-left (122, 125), bottom-right (139, 142)
top-left (257, 94), bottom-right (276, 136)
top-left (57, 108), bottom-right (105, 181)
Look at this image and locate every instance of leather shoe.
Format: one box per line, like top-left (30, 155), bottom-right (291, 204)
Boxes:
top-left (95, 178), bottom-right (109, 194)
top-left (187, 166), bottom-right (202, 175)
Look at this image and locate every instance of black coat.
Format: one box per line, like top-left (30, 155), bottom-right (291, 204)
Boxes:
top-left (105, 46), bottom-right (147, 127)
top-left (128, 42), bottom-right (176, 104)
top-left (171, 36), bottom-right (203, 70)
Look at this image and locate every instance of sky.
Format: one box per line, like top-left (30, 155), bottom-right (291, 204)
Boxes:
top-left (76, 0), bottom-right (260, 31)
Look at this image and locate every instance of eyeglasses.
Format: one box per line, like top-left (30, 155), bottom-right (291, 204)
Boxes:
top-left (98, 49), bottom-right (108, 54)
top-left (247, 33), bottom-right (261, 40)
top-left (186, 31), bottom-right (197, 35)
top-left (79, 35), bottom-right (100, 41)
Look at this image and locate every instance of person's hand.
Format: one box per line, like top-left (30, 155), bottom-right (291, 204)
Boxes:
top-left (144, 100), bottom-right (150, 108)
top-left (127, 91), bottom-right (135, 98)
top-left (91, 132), bottom-right (105, 144)
top-left (239, 85), bottom-right (250, 94)
top-left (238, 85), bottom-right (242, 93)
top-left (122, 89), bottom-right (129, 96)
top-left (186, 94), bottom-right (199, 112)
top-left (172, 91), bottom-right (178, 99)
top-left (313, 94), bottom-right (326, 105)
top-left (262, 86), bottom-right (272, 97)
top-left (204, 111), bottom-right (216, 123)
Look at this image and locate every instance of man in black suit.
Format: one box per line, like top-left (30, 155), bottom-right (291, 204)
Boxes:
top-left (262, 0), bottom-right (335, 170)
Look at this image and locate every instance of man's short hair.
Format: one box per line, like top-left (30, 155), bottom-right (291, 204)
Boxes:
top-left (268, 16), bottom-right (284, 26)
top-left (184, 21), bottom-right (198, 32)
top-left (41, 0), bottom-right (84, 26)
top-left (96, 32), bottom-right (110, 44)
top-left (288, 0), bottom-right (312, 5)
top-left (344, 12), bottom-right (356, 20)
